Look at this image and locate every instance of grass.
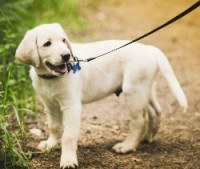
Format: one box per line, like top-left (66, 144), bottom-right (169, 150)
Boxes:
top-left (0, 0), bottom-right (88, 168)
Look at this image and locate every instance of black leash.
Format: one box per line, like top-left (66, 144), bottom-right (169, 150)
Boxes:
top-left (38, 1), bottom-right (199, 78)
top-left (76, 0), bottom-right (199, 63)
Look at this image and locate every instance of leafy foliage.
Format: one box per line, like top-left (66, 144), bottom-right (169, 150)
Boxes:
top-left (0, 0), bottom-right (84, 168)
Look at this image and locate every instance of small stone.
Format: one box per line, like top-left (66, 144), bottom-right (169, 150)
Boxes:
top-left (29, 128), bottom-right (42, 136)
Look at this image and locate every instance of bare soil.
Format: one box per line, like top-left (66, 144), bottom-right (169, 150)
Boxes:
top-left (29, 0), bottom-right (200, 168)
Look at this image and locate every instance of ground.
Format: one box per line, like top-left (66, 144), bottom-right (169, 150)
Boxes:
top-left (29, 0), bottom-right (200, 168)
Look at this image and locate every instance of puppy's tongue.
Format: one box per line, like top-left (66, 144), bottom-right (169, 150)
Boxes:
top-left (54, 64), bottom-right (68, 74)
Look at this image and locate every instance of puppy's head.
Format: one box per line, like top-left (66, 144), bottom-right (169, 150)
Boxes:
top-left (15, 23), bottom-right (73, 76)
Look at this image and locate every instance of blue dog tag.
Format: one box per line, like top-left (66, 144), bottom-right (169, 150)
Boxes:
top-left (71, 62), bottom-right (81, 73)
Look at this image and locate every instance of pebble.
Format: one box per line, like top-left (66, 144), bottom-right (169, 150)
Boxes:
top-left (29, 128), bottom-right (42, 136)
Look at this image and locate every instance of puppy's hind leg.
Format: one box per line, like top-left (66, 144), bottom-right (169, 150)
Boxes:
top-left (142, 103), bottom-right (160, 143)
top-left (113, 83), bottom-right (150, 153)
top-left (143, 82), bottom-right (161, 143)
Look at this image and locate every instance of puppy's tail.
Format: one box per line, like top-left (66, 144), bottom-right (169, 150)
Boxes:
top-left (154, 47), bottom-right (188, 111)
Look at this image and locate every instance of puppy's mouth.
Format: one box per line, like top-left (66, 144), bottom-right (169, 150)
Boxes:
top-left (45, 62), bottom-right (68, 74)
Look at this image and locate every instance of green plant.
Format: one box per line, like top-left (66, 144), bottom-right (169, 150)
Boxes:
top-left (0, 0), bottom-right (86, 168)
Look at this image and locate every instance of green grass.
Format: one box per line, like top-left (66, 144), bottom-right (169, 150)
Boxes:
top-left (0, 0), bottom-right (88, 168)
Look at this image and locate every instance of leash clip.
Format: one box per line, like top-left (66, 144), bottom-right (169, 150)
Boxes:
top-left (71, 57), bottom-right (81, 74)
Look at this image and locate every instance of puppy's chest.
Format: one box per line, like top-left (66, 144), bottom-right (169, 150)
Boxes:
top-left (32, 79), bottom-right (63, 99)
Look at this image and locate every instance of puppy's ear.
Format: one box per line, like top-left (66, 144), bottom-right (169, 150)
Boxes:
top-left (15, 30), bottom-right (40, 68)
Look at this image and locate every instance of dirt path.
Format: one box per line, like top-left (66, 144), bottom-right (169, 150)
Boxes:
top-left (30, 0), bottom-right (200, 168)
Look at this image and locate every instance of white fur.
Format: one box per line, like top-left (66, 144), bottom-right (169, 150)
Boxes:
top-left (16, 23), bottom-right (188, 168)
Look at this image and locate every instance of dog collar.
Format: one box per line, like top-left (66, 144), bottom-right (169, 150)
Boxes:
top-left (38, 74), bottom-right (58, 79)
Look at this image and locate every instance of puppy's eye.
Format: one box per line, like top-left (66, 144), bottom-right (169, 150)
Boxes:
top-left (43, 41), bottom-right (51, 47)
top-left (63, 38), bottom-right (66, 43)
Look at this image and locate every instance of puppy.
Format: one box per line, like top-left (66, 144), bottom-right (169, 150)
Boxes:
top-left (15, 23), bottom-right (188, 168)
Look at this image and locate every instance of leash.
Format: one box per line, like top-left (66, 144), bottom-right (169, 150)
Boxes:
top-left (38, 1), bottom-right (199, 76)
top-left (71, 0), bottom-right (199, 66)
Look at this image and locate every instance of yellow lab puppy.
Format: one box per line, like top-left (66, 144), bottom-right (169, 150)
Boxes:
top-left (16, 23), bottom-right (187, 168)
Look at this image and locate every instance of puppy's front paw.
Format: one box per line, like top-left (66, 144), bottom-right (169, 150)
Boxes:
top-left (112, 142), bottom-right (136, 153)
top-left (60, 151), bottom-right (78, 169)
top-left (38, 139), bottom-right (57, 152)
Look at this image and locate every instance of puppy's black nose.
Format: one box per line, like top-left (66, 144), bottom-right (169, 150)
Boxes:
top-left (61, 54), bottom-right (70, 62)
